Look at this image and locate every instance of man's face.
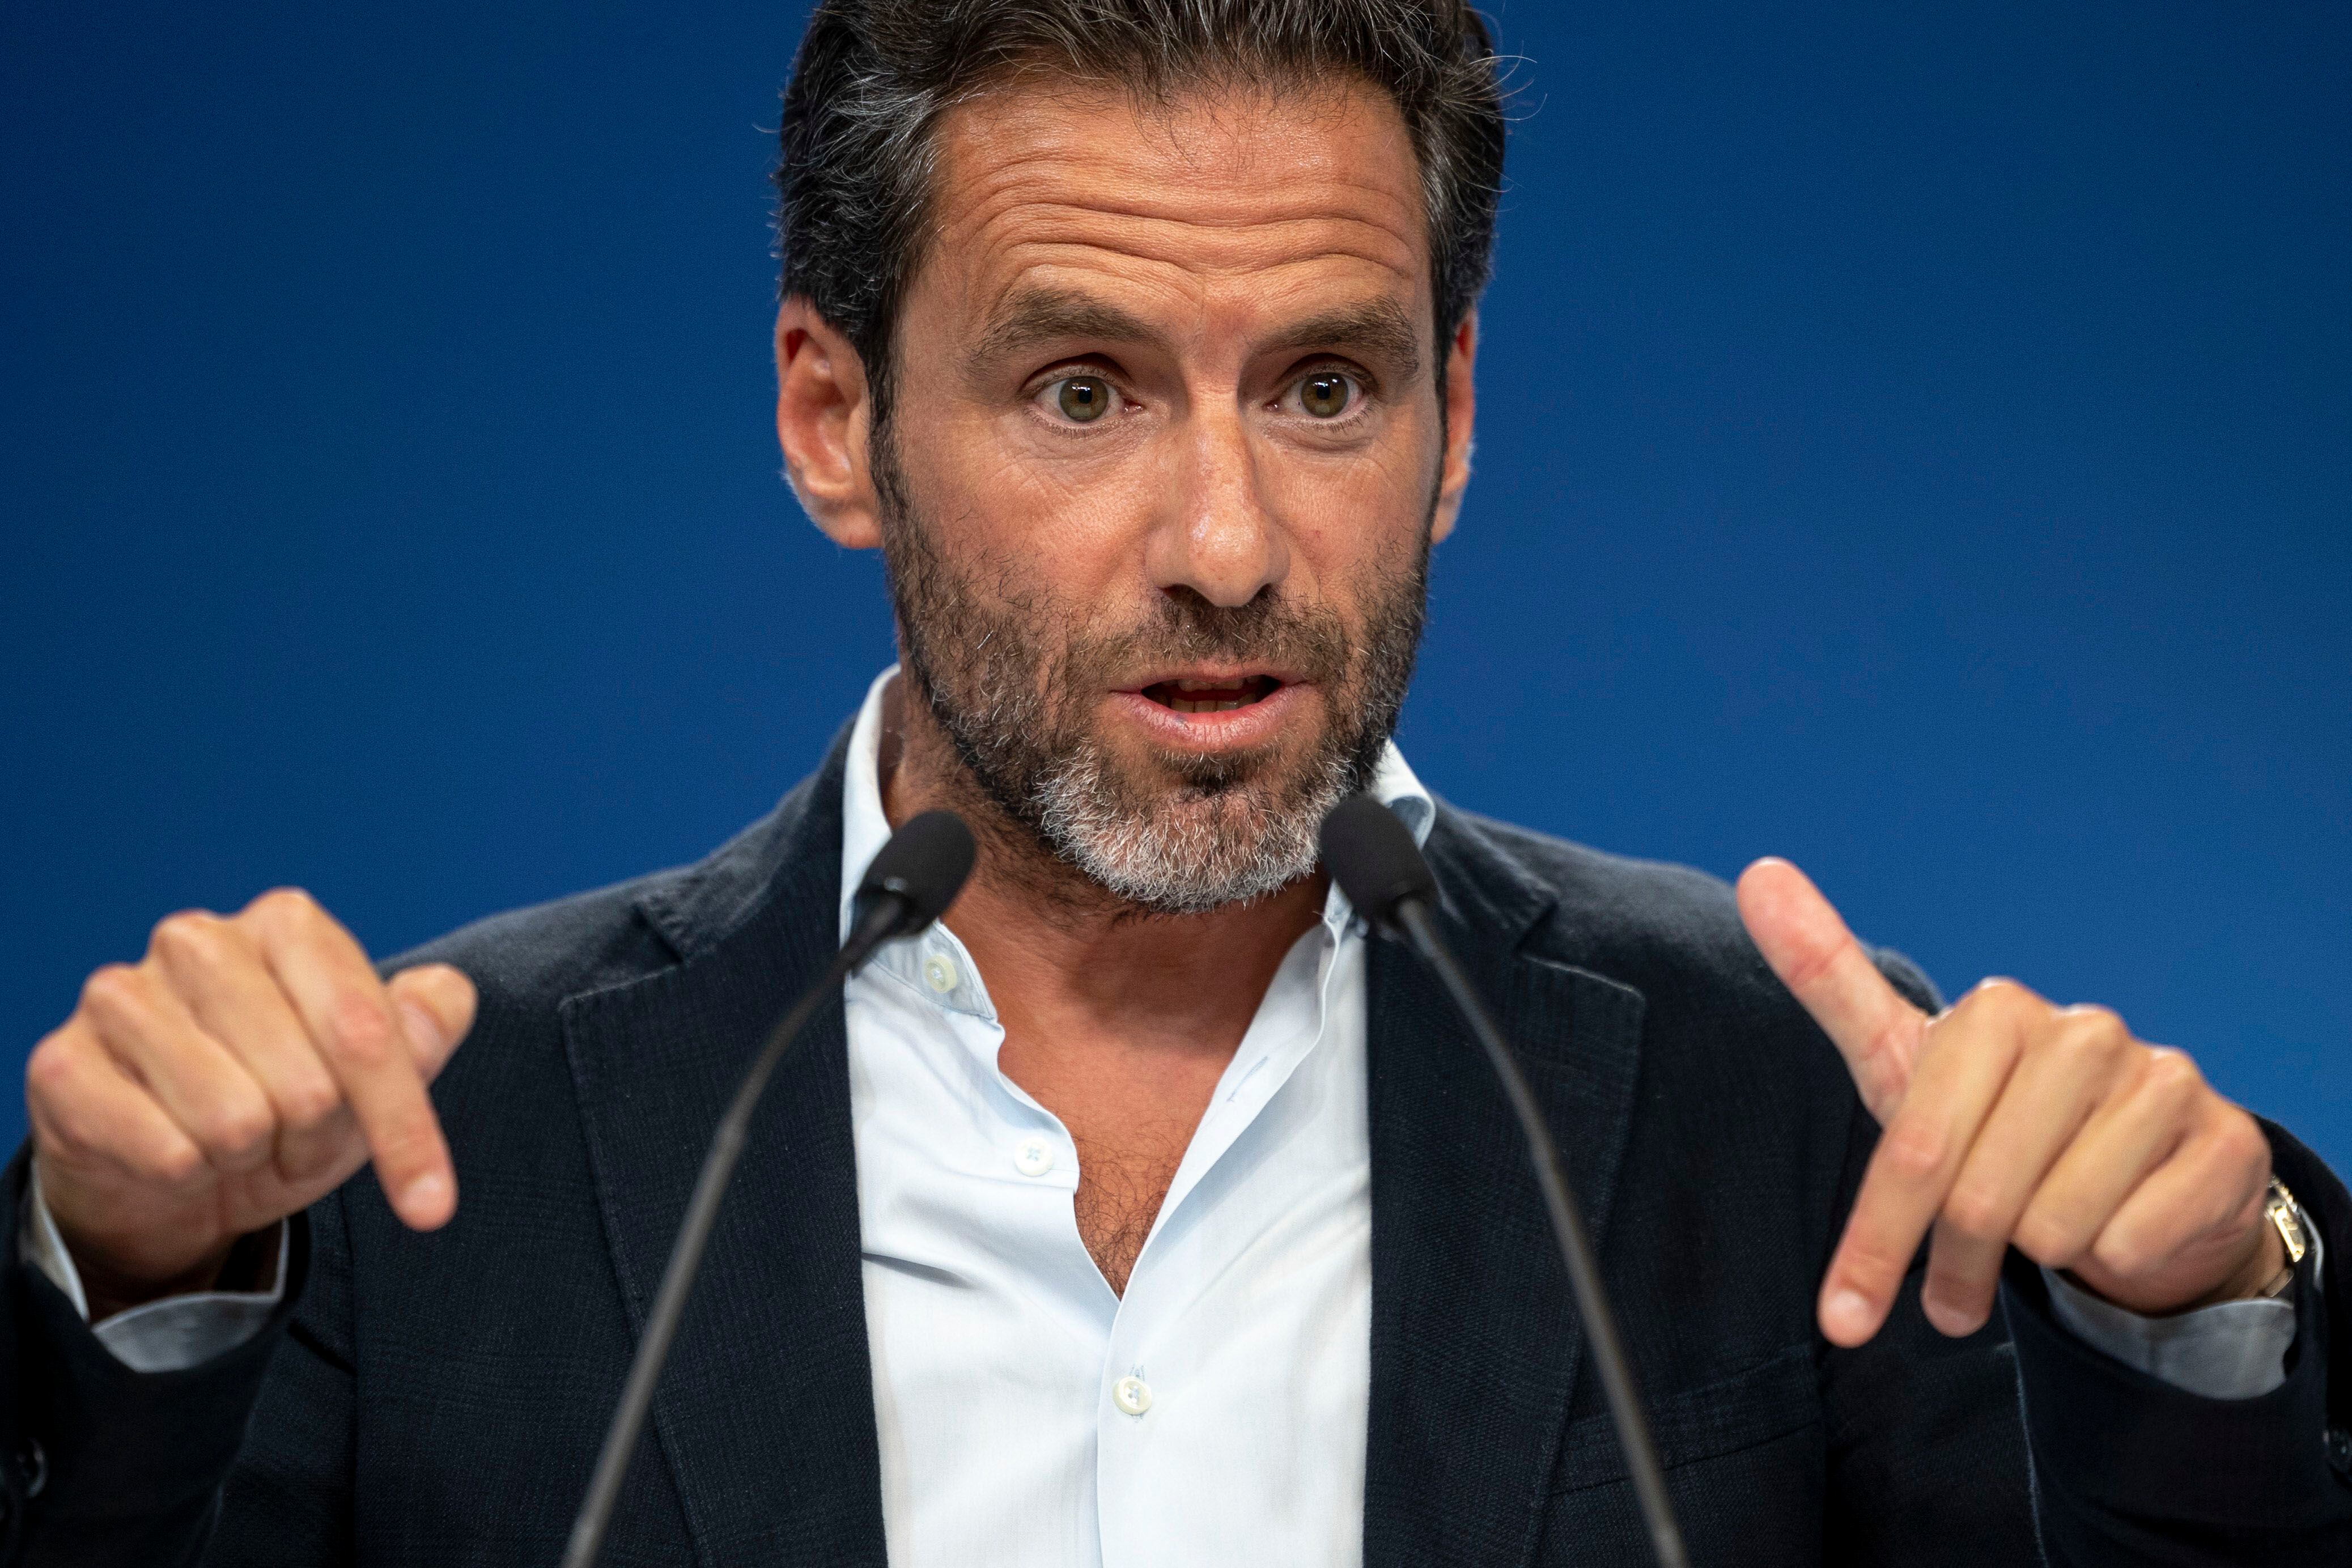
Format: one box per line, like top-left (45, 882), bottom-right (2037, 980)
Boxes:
top-left (789, 74), bottom-right (1475, 912)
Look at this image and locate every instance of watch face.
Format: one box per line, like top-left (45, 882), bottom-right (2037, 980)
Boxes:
top-left (2269, 1183), bottom-right (2309, 1266)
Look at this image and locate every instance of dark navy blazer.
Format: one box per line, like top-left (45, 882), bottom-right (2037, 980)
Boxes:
top-left (5, 733), bottom-right (2349, 1564)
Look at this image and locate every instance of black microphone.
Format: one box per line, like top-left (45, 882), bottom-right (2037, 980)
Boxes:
top-left (562, 809), bottom-right (976, 1568)
top-left (1319, 796), bottom-right (1691, 1568)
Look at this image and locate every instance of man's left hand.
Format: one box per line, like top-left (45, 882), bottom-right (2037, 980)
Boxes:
top-left (1737, 858), bottom-right (2284, 1347)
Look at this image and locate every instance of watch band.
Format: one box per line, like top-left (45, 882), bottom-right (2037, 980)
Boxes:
top-left (2255, 1176), bottom-right (2308, 1301)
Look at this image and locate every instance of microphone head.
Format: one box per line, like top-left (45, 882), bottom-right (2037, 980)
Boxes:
top-left (1319, 795), bottom-right (1437, 930)
top-left (854, 810), bottom-right (977, 938)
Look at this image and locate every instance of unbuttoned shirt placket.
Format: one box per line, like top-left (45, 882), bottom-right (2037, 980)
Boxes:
top-left (848, 895), bottom-right (1371, 1568)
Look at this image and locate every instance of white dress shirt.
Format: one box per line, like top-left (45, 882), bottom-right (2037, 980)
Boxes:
top-left (21, 665), bottom-right (2304, 1558)
top-left (838, 666), bottom-right (1430, 1567)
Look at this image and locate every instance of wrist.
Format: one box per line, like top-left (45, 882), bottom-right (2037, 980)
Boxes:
top-left (2180, 1176), bottom-right (2306, 1311)
top-left (77, 1240), bottom-right (240, 1323)
top-left (32, 1154), bottom-right (260, 1320)
top-left (2194, 1221), bottom-right (2289, 1309)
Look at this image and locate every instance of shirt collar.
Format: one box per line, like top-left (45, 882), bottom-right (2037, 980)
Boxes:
top-left (837, 665), bottom-right (1435, 983)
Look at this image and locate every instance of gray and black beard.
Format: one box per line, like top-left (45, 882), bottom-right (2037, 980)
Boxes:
top-left (872, 441), bottom-right (1429, 917)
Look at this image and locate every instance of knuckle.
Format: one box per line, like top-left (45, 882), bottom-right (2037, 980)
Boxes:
top-left (278, 1138), bottom-right (354, 1189)
top-left (2134, 1054), bottom-right (2207, 1123)
top-left (1840, 1232), bottom-right (1916, 1289)
top-left (140, 1136), bottom-right (207, 1188)
top-left (78, 963), bottom-right (145, 1022)
top-left (23, 1034), bottom-right (77, 1103)
top-left (1878, 1120), bottom-right (1948, 1182)
top-left (2213, 1111), bottom-right (2268, 1173)
top-left (148, 909), bottom-right (226, 966)
top-left (370, 1115), bottom-right (443, 1180)
top-left (2064, 1002), bottom-right (2126, 1037)
top-left (1968, 976), bottom-right (2027, 1010)
top-left (254, 885), bottom-right (318, 917)
top-left (2142, 1047), bottom-right (2204, 1098)
top-left (1943, 1184), bottom-right (2010, 1243)
top-left (277, 1069), bottom-right (345, 1129)
top-left (2050, 1007), bottom-right (2128, 1063)
top-left (196, 1087), bottom-right (277, 1159)
top-left (2091, 1231), bottom-right (2153, 1280)
top-left (2012, 1206), bottom-right (2083, 1266)
top-left (325, 993), bottom-right (398, 1070)
top-left (245, 886), bottom-right (321, 934)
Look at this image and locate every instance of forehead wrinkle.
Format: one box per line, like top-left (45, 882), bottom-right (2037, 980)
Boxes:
top-left (956, 200), bottom-right (1428, 342)
top-left (943, 69), bottom-right (1417, 205)
top-left (924, 85), bottom-right (1429, 305)
top-left (946, 167), bottom-right (1424, 275)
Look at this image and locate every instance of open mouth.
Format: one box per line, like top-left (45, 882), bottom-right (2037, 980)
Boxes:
top-left (1139, 674), bottom-right (1284, 715)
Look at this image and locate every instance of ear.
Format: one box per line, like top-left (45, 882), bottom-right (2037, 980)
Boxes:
top-left (1430, 310), bottom-right (1478, 545)
top-left (775, 298), bottom-right (883, 550)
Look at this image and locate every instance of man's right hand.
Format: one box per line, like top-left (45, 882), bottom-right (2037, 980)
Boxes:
top-left (24, 889), bottom-right (474, 1320)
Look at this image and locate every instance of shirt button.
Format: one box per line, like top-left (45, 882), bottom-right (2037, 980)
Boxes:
top-left (922, 953), bottom-right (958, 994)
top-left (1013, 1136), bottom-right (1055, 1177)
top-left (1113, 1376), bottom-right (1153, 1416)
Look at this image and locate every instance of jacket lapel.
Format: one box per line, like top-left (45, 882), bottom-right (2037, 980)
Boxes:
top-left (559, 740), bottom-right (888, 1568)
top-left (1363, 810), bottom-right (1649, 1568)
top-left (553, 758), bottom-right (1645, 1566)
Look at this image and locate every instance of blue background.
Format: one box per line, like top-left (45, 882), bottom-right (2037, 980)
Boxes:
top-left (5, 3), bottom-right (2346, 1171)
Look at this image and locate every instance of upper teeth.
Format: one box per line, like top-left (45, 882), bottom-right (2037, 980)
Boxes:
top-left (1171, 698), bottom-right (1246, 713)
top-left (1175, 678), bottom-right (1242, 691)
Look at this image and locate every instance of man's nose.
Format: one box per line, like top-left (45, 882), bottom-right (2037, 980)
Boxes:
top-left (1144, 403), bottom-right (1288, 609)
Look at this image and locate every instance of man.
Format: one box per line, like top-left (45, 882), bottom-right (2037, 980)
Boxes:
top-left (5, 1), bottom-right (2347, 1563)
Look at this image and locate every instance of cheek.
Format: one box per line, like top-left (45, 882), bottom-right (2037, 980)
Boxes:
top-left (895, 405), bottom-right (1162, 589)
top-left (1266, 445), bottom-right (1433, 581)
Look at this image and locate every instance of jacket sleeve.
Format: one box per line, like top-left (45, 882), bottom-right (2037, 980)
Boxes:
top-left (0, 1144), bottom-right (358, 1567)
top-left (1816, 952), bottom-right (2352, 1562)
top-left (2001, 1119), bottom-right (2352, 1563)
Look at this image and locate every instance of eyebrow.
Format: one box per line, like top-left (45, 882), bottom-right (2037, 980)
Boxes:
top-left (1263, 300), bottom-right (1424, 382)
top-left (966, 287), bottom-right (1425, 382)
top-left (968, 288), bottom-right (1158, 376)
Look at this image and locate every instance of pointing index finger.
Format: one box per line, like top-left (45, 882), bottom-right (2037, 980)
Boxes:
top-left (241, 890), bottom-right (457, 1230)
top-left (1737, 858), bottom-right (1925, 1122)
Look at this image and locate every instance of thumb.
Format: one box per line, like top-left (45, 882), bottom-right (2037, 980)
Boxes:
top-left (1736, 858), bottom-right (1924, 1121)
top-left (384, 964), bottom-right (477, 1081)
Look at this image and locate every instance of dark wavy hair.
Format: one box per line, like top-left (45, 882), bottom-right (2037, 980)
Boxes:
top-left (775, 0), bottom-right (1508, 418)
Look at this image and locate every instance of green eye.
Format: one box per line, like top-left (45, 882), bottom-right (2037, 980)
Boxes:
top-left (1055, 376), bottom-right (1114, 423)
top-left (1299, 372), bottom-right (1355, 419)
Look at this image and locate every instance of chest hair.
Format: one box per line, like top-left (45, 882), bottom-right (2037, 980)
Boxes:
top-left (1070, 1133), bottom-right (1188, 1297)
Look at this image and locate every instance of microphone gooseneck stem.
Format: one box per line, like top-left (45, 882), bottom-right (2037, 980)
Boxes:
top-left (1391, 898), bottom-right (1692, 1568)
top-left (561, 895), bottom-right (905, 1568)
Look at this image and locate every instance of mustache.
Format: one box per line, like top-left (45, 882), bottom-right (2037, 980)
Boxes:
top-left (1065, 588), bottom-right (1351, 687)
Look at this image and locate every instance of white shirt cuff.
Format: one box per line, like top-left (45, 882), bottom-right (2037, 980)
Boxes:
top-left (2039, 1221), bottom-right (2318, 1401)
top-left (20, 1163), bottom-right (287, 1374)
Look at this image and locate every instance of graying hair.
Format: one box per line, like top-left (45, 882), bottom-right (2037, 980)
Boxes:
top-left (776, 0), bottom-right (1508, 417)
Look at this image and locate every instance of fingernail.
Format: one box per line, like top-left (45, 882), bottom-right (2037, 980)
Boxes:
top-left (1824, 1288), bottom-right (1873, 1340)
top-left (402, 1171), bottom-right (452, 1224)
top-left (398, 1001), bottom-right (445, 1059)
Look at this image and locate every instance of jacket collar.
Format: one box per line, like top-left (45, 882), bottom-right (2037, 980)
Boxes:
top-left (632, 720), bottom-right (855, 966)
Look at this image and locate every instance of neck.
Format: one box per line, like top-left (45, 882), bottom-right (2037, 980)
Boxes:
top-left (873, 671), bottom-right (1327, 1056)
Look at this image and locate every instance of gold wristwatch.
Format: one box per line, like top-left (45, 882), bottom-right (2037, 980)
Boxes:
top-left (2254, 1178), bottom-right (2308, 1301)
